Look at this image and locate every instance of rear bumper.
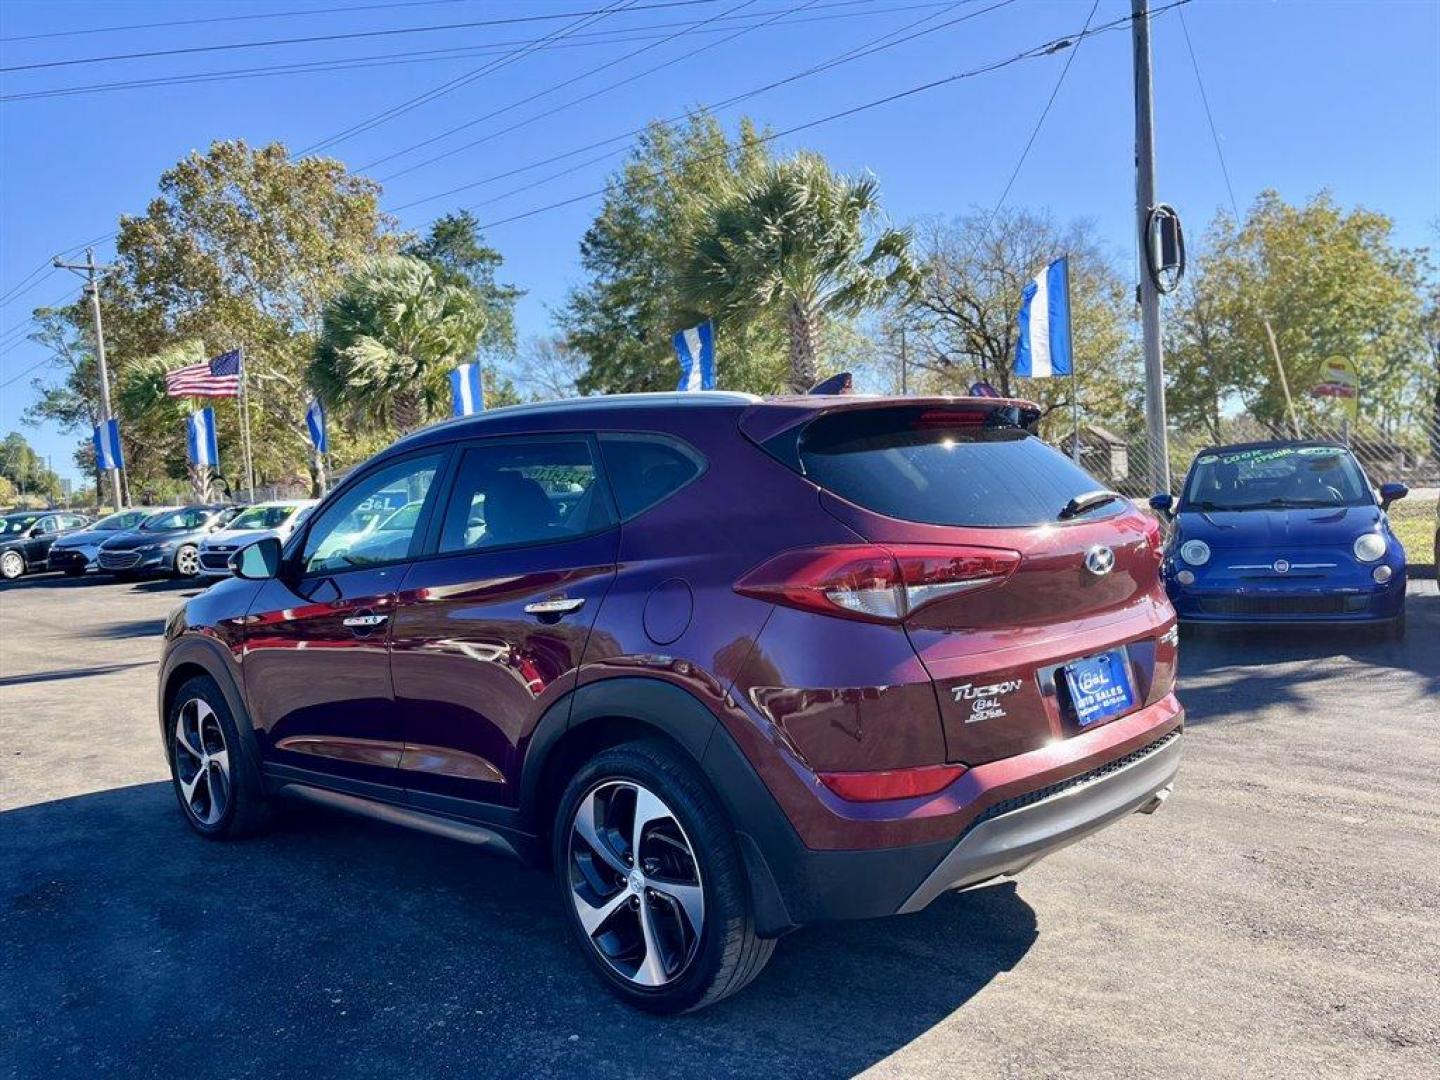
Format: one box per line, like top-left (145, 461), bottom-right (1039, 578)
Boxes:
top-left (897, 729), bottom-right (1180, 912)
top-left (708, 692), bottom-right (1184, 932)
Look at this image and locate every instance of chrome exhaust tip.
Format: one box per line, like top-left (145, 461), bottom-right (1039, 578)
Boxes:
top-left (1136, 784), bottom-right (1173, 815)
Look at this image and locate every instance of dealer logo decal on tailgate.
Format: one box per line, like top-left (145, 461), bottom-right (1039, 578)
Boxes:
top-left (951, 679), bottom-right (1023, 723)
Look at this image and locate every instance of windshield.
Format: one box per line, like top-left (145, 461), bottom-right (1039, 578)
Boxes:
top-left (142, 508), bottom-right (213, 531)
top-left (94, 510), bottom-right (147, 531)
top-left (1181, 445), bottom-right (1371, 511)
top-left (228, 504), bottom-right (298, 530)
top-left (1, 514), bottom-right (40, 535)
top-left (792, 407), bottom-right (1122, 527)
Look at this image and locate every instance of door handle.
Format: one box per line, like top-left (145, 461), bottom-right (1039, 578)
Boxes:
top-left (342, 613), bottom-right (389, 629)
top-left (524, 597), bottom-right (586, 617)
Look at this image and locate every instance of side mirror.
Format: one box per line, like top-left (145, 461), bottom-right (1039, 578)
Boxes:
top-left (1148, 493), bottom-right (1174, 519)
top-left (232, 536), bottom-right (282, 580)
top-left (1378, 482), bottom-right (1408, 510)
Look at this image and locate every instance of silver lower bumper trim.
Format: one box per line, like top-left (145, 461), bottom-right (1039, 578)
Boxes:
top-left (898, 732), bottom-right (1183, 914)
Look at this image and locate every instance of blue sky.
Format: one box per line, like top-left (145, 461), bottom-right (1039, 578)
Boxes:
top-left (2, 0), bottom-right (1437, 483)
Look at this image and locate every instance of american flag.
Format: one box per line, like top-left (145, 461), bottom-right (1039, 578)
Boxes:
top-left (165, 349), bottom-right (243, 398)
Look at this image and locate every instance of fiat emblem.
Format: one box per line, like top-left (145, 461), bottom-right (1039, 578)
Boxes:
top-left (1084, 545), bottom-right (1115, 576)
top-left (1273, 559), bottom-right (1290, 574)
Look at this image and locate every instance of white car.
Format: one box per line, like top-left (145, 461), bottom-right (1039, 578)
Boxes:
top-left (197, 499), bottom-right (316, 578)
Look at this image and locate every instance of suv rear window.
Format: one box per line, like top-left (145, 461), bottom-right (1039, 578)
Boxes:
top-left (790, 407), bottom-right (1120, 528)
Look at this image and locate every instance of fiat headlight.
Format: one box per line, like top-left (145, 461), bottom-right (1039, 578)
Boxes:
top-left (1352, 533), bottom-right (1386, 563)
top-left (1179, 539), bottom-right (1211, 566)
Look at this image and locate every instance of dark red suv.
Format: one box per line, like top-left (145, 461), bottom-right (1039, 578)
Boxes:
top-left (160, 392), bottom-right (1183, 1012)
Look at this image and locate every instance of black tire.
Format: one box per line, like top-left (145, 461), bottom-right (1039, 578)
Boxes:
top-left (1389, 609), bottom-right (1406, 641)
top-left (166, 674), bottom-right (272, 839)
top-left (63, 565), bottom-right (86, 578)
top-left (0, 550), bottom-right (25, 581)
top-left (552, 739), bottom-right (774, 1014)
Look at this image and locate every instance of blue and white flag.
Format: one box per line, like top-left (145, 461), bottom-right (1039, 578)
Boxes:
top-left (93, 418), bottom-right (124, 470)
top-left (450, 362), bottom-right (485, 417)
top-left (186, 407), bottom-right (219, 468)
top-left (1014, 256), bottom-right (1073, 378)
top-left (673, 321), bottom-right (715, 391)
top-left (306, 399), bottom-right (328, 454)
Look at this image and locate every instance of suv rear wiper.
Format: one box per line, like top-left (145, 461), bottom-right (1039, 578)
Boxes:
top-left (1058, 490), bottom-right (1124, 520)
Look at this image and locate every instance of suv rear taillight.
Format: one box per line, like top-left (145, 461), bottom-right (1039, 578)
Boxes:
top-left (735, 544), bottom-right (1020, 623)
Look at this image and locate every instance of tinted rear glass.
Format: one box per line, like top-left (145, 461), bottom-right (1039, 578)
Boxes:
top-left (793, 408), bottom-right (1119, 528)
top-left (599, 434), bottom-right (704, 520)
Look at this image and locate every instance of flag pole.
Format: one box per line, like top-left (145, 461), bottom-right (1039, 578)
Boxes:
top-left (238, 346), bottom-right (256, 502)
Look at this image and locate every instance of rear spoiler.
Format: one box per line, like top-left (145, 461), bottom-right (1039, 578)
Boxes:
top-left (738, 395), bottom-right (1045, 445)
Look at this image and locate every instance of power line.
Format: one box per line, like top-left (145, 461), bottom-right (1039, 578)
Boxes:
top-left (969, 0), bottom-right (1100, 253)
top-left (0, 0), bottom-right (719, 73)
top-left (0, 0), bottom-right (476, 43)
top-left (470, 1), bottom-right (1191, 233)
top-left (366, 0), bottom-right (810, 176)
top-left (2, 1), bottom-right (949, 103)
top-left (1177, 4), bottom-right (1240, 220)
top-left (299, 0), bottom-right (645, 155)
top-left (389, 0), bottom-right (1001, 210)
top-left (0, 233), bottom-right (116, 310)
top-left (0, 266), bottom-right (55, 309)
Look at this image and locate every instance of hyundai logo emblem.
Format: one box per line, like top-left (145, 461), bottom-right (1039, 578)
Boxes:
top-left (1273, 558), bottom-right (1290, 574)
top-left (1084, 545), bottom-right (1115, 576)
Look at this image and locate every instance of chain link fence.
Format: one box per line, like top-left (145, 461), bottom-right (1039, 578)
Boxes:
top-left (1061, 413), bottom-right (1440, 496)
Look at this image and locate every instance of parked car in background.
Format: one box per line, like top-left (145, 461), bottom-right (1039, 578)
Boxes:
top-left (159, 392), bottom-right (1182, 1013)
top-left (1153, 440), bottom-right (1408, 637)
top-left (198, 499), bottom-right (316, 579)
top-left (97, 504), bottom-right (242, 580)
top-left (46, 508), bottom-right (155, 577)
top-left (0, 510), bottom-right (92, 581)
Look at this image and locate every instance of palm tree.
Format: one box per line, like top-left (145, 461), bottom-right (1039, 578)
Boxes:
top-left (312, 255), bottom-right (485, 434)
top-left (682, 154), bottom-right (918, 393)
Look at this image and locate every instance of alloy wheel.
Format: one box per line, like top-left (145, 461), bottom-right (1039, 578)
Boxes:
top-left (173, 698), bottom-right (231, 827)
top-left (175, 545), bottom-right (200, 577)
top-left (0, 551), bottom-right (22, 579)
top-left (567, 780), bottom-right (705, 989)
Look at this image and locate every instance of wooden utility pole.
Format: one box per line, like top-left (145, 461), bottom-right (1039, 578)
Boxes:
top-left (1132, 0), bottom-right (1171, 493)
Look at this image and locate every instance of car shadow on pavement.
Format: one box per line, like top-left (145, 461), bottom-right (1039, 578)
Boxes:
top-left (2, 783), bottom-right (1037, 1080)
top-left (0, 572), bottom-right (95, 592)
top-left (98, 617), bottom-right (168, 640)
top-left (0, 659), bottom-right (157, 688)
top-left (1177, 589), bottom-right (1439, 726)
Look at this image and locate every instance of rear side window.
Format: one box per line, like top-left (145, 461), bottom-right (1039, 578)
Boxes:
top-left (791, 407), bottom-right (1119, 528)
top-left (599, 434), bottom-right (704, 520)
top-left (438, 437), bottom-right (611, 553)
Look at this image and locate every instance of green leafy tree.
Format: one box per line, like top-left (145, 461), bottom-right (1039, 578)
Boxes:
top-left (1167, 192), bottom-right (1431, 433)
top-left (21, 306), bottom-right (108, 496)
top-left (403, 210), bottom-right (521, 357)
top-left (562, 113), bottom-right (782, 394)
top-left (311, 256), bottom-right (486, 434)
top-left (104, 139), bottom-right (397, 495)
top-left (683, 153), bottom-right (917, 393)
top-left (0, 432), bottom-right (61, 503)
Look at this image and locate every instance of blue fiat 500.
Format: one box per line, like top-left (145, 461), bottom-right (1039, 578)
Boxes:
top-left (1152, 441), bottom-right (1409, 638)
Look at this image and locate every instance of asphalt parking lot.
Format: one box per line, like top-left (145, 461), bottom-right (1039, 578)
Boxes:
top-left (2, 573), bottom-right (1437, 1079)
